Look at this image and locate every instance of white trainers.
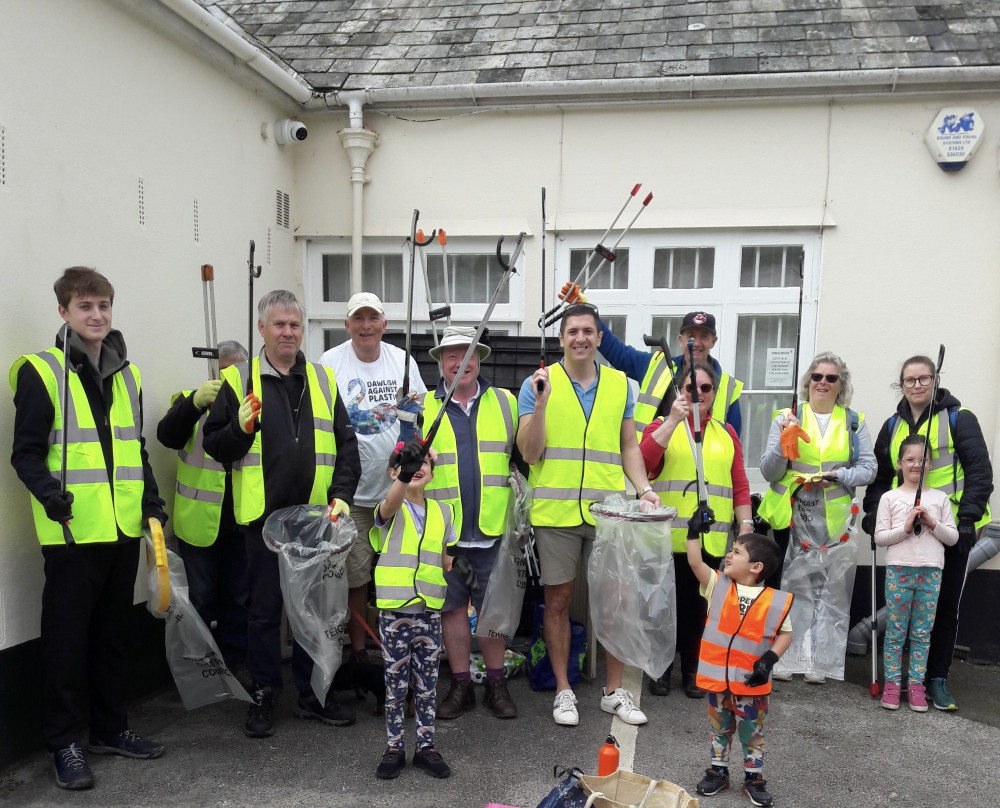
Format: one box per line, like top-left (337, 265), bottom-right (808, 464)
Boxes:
top-left (771, 670), bottom-right (794, 682)
top-left (804, 671), bottom-right (827, 684)
top-left (600, 687), bottom-right (647, 725)
top-left (552, 689), bottom-right (579, 726)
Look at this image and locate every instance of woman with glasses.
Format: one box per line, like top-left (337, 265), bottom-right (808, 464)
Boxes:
top-left (861, 355), bottom-right (993, 711)
top-left (758, 352), bottom-right (876, 683)
top-left (639, 360), bottom-right (753, 698)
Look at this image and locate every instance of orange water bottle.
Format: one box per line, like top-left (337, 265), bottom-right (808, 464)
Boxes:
top-left (598, 733), bottom-right (619, 776)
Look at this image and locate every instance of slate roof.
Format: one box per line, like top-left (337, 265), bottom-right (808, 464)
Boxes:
top-left (195, 1), bottom-right (1000, 92)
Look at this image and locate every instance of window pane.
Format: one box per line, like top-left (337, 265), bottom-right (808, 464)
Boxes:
top-left (428, 254), bottom-right (508, 305)
top-left (739, 245), bottom-right (804, 288)
top-left (739, 392), bottom-right (788, 465)
top-left (361, 254), bottom-right (404, 302)
top-left (322, 255), bottom-right (351, 303)
top-left (650, 315), bottom-right (685, 353)
top-left (322, 326), bottom-right (347, 352)
top-left (569, 248), bottom-right (628, 289)
top-left (734, 314), bottom-right (799, 390)
top-left (653, 248), bottom-right (715, 289)
top-left (603, 315), bottom-right (626, 341)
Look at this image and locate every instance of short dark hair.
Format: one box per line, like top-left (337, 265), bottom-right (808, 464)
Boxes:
top-left (53, 267), bottom-right (115, 308)
top-left (734, 533), bottom-right (782, 583)
top-left (897, 433), bottom-right (927, 462)
top-left (559, 303), bottom-right (601, 334)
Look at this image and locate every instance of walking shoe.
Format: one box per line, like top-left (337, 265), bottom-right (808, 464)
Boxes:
top-left (483, 676), bottom-right (518, 719)
top-left (296, 692), bottom-right (356, 726)
top-left (880, 681), bottom-right (900, 710)
top-left (696, 766), bottom-right (730, 796)
top-left (375, 747), bottom-right (406, 780)
top-left (770, 670), bottom-right (794, 682)
top-left (412, 745), bottom-right (451, 778)
top-left (552, 688), bottom-right (579, 726)
top-left (907, 683), bottom-right (929, 712)
top-left (53, 743), bottom-right (94, 790)
top-left (803, 671), bottom-right (826, 684)
top-left (436, 677), bottom-right (475, 719)
top-left (649, 671), bottom-right (671, 696)
top-left (927, 677), bottom-right (958, 711)
top-left (683, 676), bottom-right (706, 699)
top-left (245, 686), bottom-right (276, 737)
top-left (88, 730), bottom-right (164, 759)
top-left (742, 772), bottom-right (773, 807)
top-left (600, 687), bottom-right (647, 725)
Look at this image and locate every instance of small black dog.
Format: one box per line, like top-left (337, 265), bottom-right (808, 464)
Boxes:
top-left (333, 660), bottom-right (387, 716)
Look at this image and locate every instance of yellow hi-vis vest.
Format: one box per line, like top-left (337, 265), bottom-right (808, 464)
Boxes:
top-left (370, 499), bottom-right (455, 611)
top-left (170, 390), bottom-right (227, 546)
top-left (528, 362), bottom-right (627, 528)
top-left (9, 349), bottom-right (145, 545)
top-left (758, 404), bottom-right (860, 533)
top-left (633, 352), bottom-right (743, 441)
top-left (221, 358), bottom-right (340, 525)
top-left (653, 418), bottom-right (735, 556)
top-left (422, 387), bottom-right (516, 539)
top-left (888, 409), bottom-right (991, 529)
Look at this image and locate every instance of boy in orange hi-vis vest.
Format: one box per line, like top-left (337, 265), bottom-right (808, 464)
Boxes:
top-left (686, 514), bottom-right (793, 808)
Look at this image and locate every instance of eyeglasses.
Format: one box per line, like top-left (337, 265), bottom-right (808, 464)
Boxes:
top-left (685, 383), bottom-right (714, 394)
top-left (810, 373), bottom-right (840, 384)
top-left (902, 375), bottom-right (934, 389)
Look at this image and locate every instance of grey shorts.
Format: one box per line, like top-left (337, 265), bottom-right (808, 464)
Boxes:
top-left (442, 543), bottom-right (500, 613)
top-left (534, 523), bottom-right (597, 586)
top-left (346, 504), bottom-right (377, 588)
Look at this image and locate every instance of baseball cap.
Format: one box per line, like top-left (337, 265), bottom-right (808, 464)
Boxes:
top-left (346, 292), bottom-right (385, 318)
top-left (428, 326), bottom-right (491, 362)
top-left (680, 311), bottom-right (716, 336)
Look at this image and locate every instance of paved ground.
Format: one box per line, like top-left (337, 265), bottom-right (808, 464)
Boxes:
top-left (4, 643), bottom-right (999, 808)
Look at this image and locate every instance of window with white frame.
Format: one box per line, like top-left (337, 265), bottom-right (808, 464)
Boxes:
top-left (561, 232), bottom-right (817, 479)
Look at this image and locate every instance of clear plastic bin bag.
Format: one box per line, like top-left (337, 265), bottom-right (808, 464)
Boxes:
top-left (587, 495), bottom-right (678, 679)
top-left (475, 470), bottom-right (532, 642)
top-left (262, 504), bottom-right (357, 704)
top-left (144, 537), bottom-right (252, 710)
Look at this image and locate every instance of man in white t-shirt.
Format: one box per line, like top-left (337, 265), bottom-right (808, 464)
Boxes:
top-left (317, 292), bottom-right (427, 661)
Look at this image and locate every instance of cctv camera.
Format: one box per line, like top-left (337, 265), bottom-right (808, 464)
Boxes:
top-left (275, 119), bottom-right (308, 145)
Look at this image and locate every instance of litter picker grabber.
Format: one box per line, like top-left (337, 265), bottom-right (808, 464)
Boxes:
top-left (780, 250), bottom-right (810, 461)
top-left (685, 338), bottom-right (713, 540)
top-left (912, 344), bottom-right (945, 535)
top-left (191, 264), bottom-right (220, 379)
top-left (540, 183), bottom-right (652, 329)
top-left (415, 228), bottom-right (445, 345)
top-left (420, 232), bottom-right (526, 451)
top-left (642, 332), bottom-right (684, 407)
top-left (438, 229), bottom-right (452, 327)
top-left (399, 211), bottom-right (436, 401)
top-left (538, 187), bottom-right (547, 395)
top-left (868, 535), bottom-right (880, 697)
top-left (59, 323), bottom-right (75, 546)
top-left (247, 241), bottom-right (262, 364)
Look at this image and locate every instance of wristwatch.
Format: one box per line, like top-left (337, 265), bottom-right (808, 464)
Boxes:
top-left (637, 485), bottom-right (654, 498)
top-left (740, 519), bottom-right (754, 526)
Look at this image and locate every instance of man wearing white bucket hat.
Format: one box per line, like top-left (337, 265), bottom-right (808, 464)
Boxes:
top-left (422, 326), bottom-right (520, 720)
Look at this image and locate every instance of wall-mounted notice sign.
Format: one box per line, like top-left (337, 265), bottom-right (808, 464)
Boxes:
top-left (766, 347), bottom-right (796, 388)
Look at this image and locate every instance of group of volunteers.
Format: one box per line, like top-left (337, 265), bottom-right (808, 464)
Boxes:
top-left (10, 267), bottom-right (992, 808)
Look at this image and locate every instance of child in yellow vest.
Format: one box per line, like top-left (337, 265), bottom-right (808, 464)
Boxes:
top-left (371, 438), bottom-right (456, 780)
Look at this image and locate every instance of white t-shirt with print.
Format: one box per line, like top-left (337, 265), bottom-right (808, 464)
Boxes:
top-left (318, 340), bottom-right (427, 507)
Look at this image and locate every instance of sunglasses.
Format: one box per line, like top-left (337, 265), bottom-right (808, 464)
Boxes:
top-left (684, 383), bottom-right (714, 394)
top-left (810, 373), bottom-right (840, 384)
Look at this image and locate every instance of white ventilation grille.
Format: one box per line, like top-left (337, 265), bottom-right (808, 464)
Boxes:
top-left (0, 126), bottom-right (6, 187)
top-left (193, 198), bottom-right (200, 243)
top-left (275, 190), bottom-right (290, 229)
top-left (138, 178), bottom-right (145, 227)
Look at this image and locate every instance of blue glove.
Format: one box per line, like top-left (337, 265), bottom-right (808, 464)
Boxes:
top-left (395, 391), bottom-right (424, 443)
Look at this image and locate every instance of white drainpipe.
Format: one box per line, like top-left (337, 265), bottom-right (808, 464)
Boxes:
top-left (336, 93), bottom-right (378, 295)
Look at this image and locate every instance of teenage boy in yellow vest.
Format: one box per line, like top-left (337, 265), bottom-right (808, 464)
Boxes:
top-left (422, 326), bottom-right (519, 720)
top-left (518, 303), bottom-right (661, 727)
top-left (203, 290), bottom-right (361, 739)
top-left (10, 267), bottom-right (167, 790)
top-left (686, 521), bottom-right (792, 808)
top-left (157, 339), bottom-right (248, 678)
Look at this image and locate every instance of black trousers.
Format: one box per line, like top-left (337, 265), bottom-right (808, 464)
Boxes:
top-left (764, 527), bottom-right (790, 591)
top-left (669, 548), bottom-right (723, 681)
top-left (925, 542), bottom-right (970, 681)
top-left (40, 540), bottom-right (139, 750)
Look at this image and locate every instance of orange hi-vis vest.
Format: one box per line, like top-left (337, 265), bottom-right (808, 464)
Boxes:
top-left (696, 572), bottom-right (793, 696)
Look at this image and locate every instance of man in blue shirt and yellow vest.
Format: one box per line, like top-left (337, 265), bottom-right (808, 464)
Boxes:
top-left (157, 339), bottom-right (249, 680)
top-left (422, 326), bottom-right (520, 721)
top-left (517, 304), bottom-right (661, 727)
top-left (203, 290), bottom-right (361, 739)
top-left (10, 267), bottom-right (167, 790)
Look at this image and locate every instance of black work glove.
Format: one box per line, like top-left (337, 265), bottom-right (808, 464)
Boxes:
top-left (687, 507), bottom-right (716, 539)
top-left (743, 649), bottom-right (779, 687)
top-left (144, 507), bottom-right (169, 530)
top-left (957, 519), bottom-right (977, 554)
top-left (44, 491), bottom-right (74, 523)
top-left (395, 438), bottom-right (425, 483)
top-left (451, 554), bottom-right (479, 592)
top-left (861, 511), bottom-right (876, 538)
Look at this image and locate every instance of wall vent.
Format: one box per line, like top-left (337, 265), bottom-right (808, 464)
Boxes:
top-left (275, 190), bottom-right (290, 229)
top-left (138, 177), bottom-right (146, 227)
top-left (193, 198), bottom-right (200, 243)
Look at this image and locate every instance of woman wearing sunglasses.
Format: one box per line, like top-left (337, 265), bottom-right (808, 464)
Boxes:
top-left (758, 352), bottom-right (876, 683)
top-left (861, 355), bottom-right (993, 712)
top-left (639, 360), bottom-right (753, 698)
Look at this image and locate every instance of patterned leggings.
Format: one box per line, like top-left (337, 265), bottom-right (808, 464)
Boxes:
top-left (707, 691), bottom-right (768, 772)
top-left (883, 565), bottom-right (942, 685)
top-left (379, 610), bottom-right (442, 751)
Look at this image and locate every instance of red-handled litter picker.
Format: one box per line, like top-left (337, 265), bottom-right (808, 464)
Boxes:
top-left (438, 229), bottom-right (453, 328)
top-left (415, 227), bottom-right (446, 346)
top-left (912, 344), bottom-right (945, 535)
top-left (59, 323), bottom-right (75, 546)
top-left (191, 264), bottom-right (220, 379)
top-left (399, 211), bottom-right (435, 402)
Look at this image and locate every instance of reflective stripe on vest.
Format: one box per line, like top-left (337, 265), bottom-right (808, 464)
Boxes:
top-left (10, 350), bottom-right (145, 545)
top-left (696, 572), bottom-right (793, 696)
top-left (371, 499), bottom-right (454, 610)
top-left (653, 419), bottom-right (735, 556)
top-left (423, 387), bottom-right (516, 537)
top-left (528, 363), bottom-right (627, 527)
top-left (758, 404), bottom-right (860, 532)
top-left (222, 358), bottom-right (339, 525)
top-left (888, 410), bottom-right (992, 530)
top-left (170, 390), bottom-right (227, 546)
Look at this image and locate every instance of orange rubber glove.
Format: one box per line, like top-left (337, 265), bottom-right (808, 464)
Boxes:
top-left (780, 423), bottom-right (810, 461)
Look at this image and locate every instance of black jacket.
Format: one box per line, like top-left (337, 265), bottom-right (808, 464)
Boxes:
top-left (202, 350), bottom-right (360, 526)
top-left (863, 387), bottom-right (993, 525)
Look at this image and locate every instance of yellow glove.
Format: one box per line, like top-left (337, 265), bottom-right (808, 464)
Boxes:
top-left (559, 281), bottom-right (588, 304)
top-left (329, 498), bottom-right (350, 521)
top-left (238, 393), bottom-right (261, 434)
top-left (193, 379), bottom-right (223, 410)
